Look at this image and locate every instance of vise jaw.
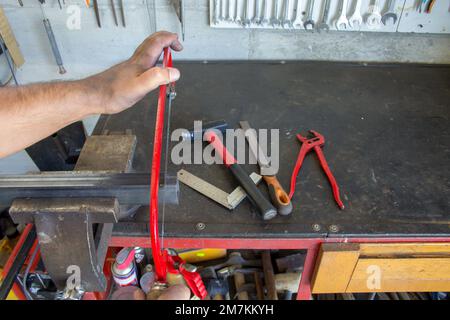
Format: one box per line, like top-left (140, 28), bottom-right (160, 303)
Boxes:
top-left (9, 133), bottom-right (136, 293)
top-left (10, 198), bottom-right (118, 292)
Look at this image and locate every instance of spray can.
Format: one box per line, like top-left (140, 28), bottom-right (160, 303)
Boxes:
top-left (112, 247), bottom-right (138, 287)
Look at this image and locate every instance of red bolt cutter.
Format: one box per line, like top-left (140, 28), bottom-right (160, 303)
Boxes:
top-left (289, 130), bottom-right (345, 210)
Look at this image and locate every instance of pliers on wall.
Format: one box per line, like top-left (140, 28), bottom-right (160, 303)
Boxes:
top-left (289, 130), bottom-right (344, 210)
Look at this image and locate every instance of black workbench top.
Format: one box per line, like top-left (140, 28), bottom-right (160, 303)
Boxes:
top-left (94, 62), bottom-right (450, 239)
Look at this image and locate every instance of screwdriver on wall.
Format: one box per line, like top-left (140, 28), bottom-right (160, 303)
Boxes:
top-left (110, 0), bottom-right (126, 27)
top-left (38, 0), bottom-right (67, 74)
top-left (93, 0), bottom-right (101, 28)
top-left (110, 0), bottom-right (118, 26)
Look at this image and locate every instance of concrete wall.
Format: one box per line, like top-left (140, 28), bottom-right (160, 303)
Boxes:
top-left (0, 0), bottom-right (449, 173)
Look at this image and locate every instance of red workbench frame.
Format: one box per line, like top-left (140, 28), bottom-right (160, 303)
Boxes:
top-left (109, 235), bottom-right (450, 300)
top-left (4, 229), bottom-right (450, 300)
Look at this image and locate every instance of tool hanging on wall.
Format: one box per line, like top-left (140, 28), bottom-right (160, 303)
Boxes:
top-left (147, 48), bottom-right (207, 299)
top-left (425, 0), bottom-right (436, 13)
top-left (239, 121), bottom-right (293, 216)
top-left (172, 0), bottom-right (186, 40)
top-left (0, 5), bottom-right (24, 84)
top-left (38, 1), bottom-right (67, 74)
top-left (57, 0), bottom-right (66, 10)
top-left (289, 130), bottom-right (344, 209)
top-left (381, 0), bottom-right (398, 25)
top-left (317, 0), bottom-right (332, 32)
top-left (348, 0), bottom-right (363, 29)
top-left (111, 0), bottom-right (126, 27)
top-left (0, 35), bottom-right (18, 85)
top-left (92, 0), bottom-right (101, 28)
top-left (416, 0), bottom-right (427, 13)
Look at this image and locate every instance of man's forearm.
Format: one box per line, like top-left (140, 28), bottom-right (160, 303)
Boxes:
top-left (0, 31), bottom-right (182, 159)
top-left (0, 80), bottom-right (99, 158)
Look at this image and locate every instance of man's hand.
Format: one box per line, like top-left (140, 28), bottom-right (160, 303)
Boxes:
top-left (0, 31), bottom-right (183, 158)
top-left (157, 284), bottom-right (191, 300)
top-left (85, 31), bottom-right (183, 114)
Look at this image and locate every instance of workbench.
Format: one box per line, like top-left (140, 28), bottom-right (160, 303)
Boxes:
top-left (3, 62), bottom-right (450, 300)
top-left (96, 61), bottom-right (450, 298)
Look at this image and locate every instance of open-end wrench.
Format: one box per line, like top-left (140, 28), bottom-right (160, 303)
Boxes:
top-left (316, 0), bottom-right (331, 32)
top-left (282, 0), bottom-right (293, 28)
top-left (261, 0), bottom-right (271, 25)
top-left (235, 0), bottom-right (242, 23)
top-left (221, 0), bottom-right (227, 21)
top-left (381, 0), bottom-right (398, 25)
top-left (213, 0), bottom-right (220, 24)
top-left (253, 0), bottom-right (262, 24)
top-left (227, 0), bottom-right (234, 21)
top-left (303, 0), bottom-right (315, 30)
top-left (348, 0), bottom-right (362, 29)
top-left (292, 0), bottom-right (303, 28)
top-left (334, 0), bottom-right (349, 30)
top-left (366, 0), bottom-right (382, 29)
top-left (243, 0), bottom-right (252, 26)
top-left (271, 0), bottom-right (281, 27)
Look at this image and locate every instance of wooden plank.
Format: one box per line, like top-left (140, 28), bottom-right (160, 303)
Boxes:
top-left (359, 243), bottom-right (450, 257)
top-left (0, 6), bottom-right (24, 67)
top-left (346, 258), bottom-right (450, 293)
top-left (311, 243), bottom-right (360, 294)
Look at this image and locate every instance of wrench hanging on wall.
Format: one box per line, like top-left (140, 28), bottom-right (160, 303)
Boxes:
top-left (317, 0), bottom-right (331, 32)
top-left (303, 0), bottom-right (316, 31)
top-left (334, 0), bottom-right (349, 30)
top-left (366, 0), bottom-right (382, 29)
top-left (348, 0), bottom-right (363, 29)
top-left (381, 0), bottom-right (398, 25)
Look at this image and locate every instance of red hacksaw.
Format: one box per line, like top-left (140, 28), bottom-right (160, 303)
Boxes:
top-left (149, 48), bottom-right (207, 299)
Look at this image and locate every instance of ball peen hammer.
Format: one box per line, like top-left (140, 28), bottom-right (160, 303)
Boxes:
top-left (204, 131), bottom-right (277, 220)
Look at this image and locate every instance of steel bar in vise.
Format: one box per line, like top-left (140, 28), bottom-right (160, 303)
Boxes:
top-left (0, 173), bottom-right (151, 209)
